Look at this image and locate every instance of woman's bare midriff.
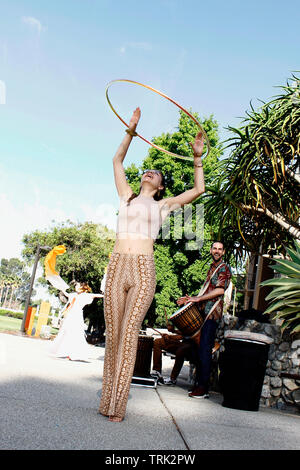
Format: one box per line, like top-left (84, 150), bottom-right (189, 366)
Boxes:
top-left (114, 235), bottom-right (154, 255)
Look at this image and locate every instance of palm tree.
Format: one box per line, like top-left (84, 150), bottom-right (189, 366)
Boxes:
top-left (8, 278), bottom-right (21, 309)
top-left (2, 278), bottom-right (12, 308)
top-left (204, 74), bottom-right (300, 261)
top-left (0, 275), bottom-right (5, 305)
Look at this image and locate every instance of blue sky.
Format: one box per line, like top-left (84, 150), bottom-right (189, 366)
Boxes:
top-left (0, 0), bottom-right (299, 260)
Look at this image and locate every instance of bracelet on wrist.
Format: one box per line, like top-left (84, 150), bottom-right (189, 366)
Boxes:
top-left (194, 163), bottom-right (203, 168)
top-left (125, 128), bottom-right (138, 137)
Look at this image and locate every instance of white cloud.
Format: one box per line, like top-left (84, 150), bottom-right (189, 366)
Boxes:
top-left (0, 80), bottom-right (6, 105)
top-left (80, 202), bottom-right (118, 232)
top-left (0, 41), bottom-right (8, 65)
top-left (21, 16), bottom-right (45, 35)
top-left (0, 162), bottom-right (117, 262)
top-left (120, 42), bottom-right (152, 54)
top-left (0, 190), bottom-right (118, 261)
top-left (0, 192), bottom-right (68, 260)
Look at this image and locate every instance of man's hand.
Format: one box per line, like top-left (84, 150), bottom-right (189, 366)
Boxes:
top-left (177, 295), bottom-right (201, 306)
top-left (185, 295), bottom-right (201, 303)
top-left (167, 324), bottom-right (175, 332)
top-left (177, 295), bottom-right (190, 306)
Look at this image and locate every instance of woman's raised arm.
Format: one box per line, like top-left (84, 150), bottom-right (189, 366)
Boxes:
top-left (161, 132), bottom-right (205, 210)
top-left (113, 107), bottom-right (141, 198)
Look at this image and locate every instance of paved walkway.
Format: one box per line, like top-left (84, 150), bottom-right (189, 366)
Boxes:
top-left (0, 332), bottom-right (299, 452)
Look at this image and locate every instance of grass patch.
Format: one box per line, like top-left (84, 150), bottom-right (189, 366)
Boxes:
top-left (0, 315), bottom-right (22, 331)
top-left (0, 315), bottom-right (58, 335)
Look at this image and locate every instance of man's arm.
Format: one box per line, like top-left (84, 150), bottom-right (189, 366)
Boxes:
top-left (167, 324), bottom-right (183, 336)
top-left (179, 287), bottom-right (225, 305)
top-left (177, 264), bottom-right (231, 306)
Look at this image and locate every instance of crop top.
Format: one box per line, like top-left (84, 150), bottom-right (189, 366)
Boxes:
top-left (116, 194), bottom-right (167, 240)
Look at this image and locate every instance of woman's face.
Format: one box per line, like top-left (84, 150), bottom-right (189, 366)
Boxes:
top-left (141, 169), bottom-right (163, 190)
top-left (75, 282), bottom-right (83, 293)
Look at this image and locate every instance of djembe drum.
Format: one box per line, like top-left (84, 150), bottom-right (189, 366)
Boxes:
top-left (169, 302), bottom-right (205, 339)
top-left (133, 333), bottom-right (154, 377)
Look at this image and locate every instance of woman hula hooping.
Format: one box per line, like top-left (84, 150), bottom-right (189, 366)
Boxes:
top-left (98, 107), bottom-right (205, 422)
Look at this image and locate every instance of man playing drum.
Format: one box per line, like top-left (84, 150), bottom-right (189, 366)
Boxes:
top-left (177, 241), bottom-right (231, 398)
top-left (151, 324), bottom-right (196, 385)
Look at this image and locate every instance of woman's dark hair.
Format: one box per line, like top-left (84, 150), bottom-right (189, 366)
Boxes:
top-left (71, 280), bottom-right (92, 292)
top-left (80, 282), bottom-right (92, 293)
top-left (127, 170), bottom-right (166, 205)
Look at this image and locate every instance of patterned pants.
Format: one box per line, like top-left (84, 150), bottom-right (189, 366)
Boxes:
top-left (98, 252), bottom-right (156, 420)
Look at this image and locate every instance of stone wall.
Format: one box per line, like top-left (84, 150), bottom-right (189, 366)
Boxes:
top-left (215, 314), bottom-right (300, 409)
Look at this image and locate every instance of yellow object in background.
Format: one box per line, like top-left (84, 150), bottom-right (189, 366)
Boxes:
top-left (35, 301), bottom-right (51, 337)
top-left (44, 245), bottom-right (66, 277)
top-left (44, 245), bottom-right (69, 292)
top-left (26, 307), bottom-right (37, 336)
top-left (24, 306), bottom-right (33, 331)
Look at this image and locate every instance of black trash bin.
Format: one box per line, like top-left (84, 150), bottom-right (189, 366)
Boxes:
top-left (219, 330), bottom-right (273, 411)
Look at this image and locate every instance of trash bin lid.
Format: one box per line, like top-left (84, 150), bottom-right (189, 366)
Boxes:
top-left (224, 330), bottom-right (274, 345)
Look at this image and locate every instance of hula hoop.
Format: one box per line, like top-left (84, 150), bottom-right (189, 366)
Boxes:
top-left (105, 79), bottom-right (210, 161)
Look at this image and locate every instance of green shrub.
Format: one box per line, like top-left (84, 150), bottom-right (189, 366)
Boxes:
top-left (0, 309), bottom-right (24, 320)
top-left (261, 241), bottom-right (300, 335)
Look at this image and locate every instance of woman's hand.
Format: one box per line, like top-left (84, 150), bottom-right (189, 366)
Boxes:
top-left (189, 131), bottom-right (204, 157)
top-left (129, 107), bottom-right (141, 132)
top-left (112, 107), bottom-right (141, 198)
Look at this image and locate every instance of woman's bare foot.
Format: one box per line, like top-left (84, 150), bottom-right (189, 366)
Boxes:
top-left (108, 416), bottom-right (123, 422)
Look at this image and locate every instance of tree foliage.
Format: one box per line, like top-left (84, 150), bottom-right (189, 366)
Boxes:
top-left (22, 221), bottom-right (115, 324)
top-left (261, 241), bottom-right (300, 336)
top-left (22, 221), bottom-right (115, 288)
top-left (204, 74), bottom-right (300, 261)
top-left (0, 258), bottom-right (31, 304)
